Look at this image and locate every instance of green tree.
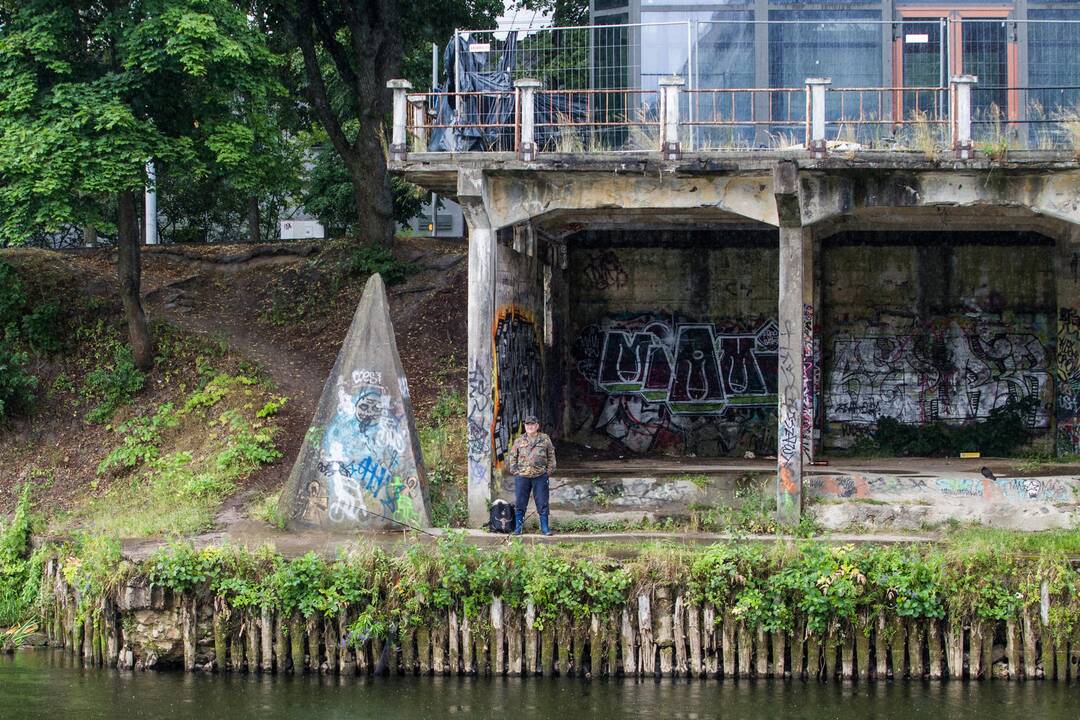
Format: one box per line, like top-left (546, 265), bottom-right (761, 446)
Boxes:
top-left (0, 0), bottom-right (284, 368)
top-left (261, 0), bottom-right (502, 246)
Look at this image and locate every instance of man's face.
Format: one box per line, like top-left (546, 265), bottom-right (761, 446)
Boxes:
top-left (525, 421), bottom-right (539, 435)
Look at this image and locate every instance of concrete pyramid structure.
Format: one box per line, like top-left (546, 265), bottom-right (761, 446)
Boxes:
top-left (279, 273), bottom-right (431, 531)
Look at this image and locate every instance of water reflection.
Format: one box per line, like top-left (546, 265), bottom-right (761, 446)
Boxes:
top-left (1, 649), bottom-right (1076, 720)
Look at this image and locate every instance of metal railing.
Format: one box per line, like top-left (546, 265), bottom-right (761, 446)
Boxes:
top-left (388, 17), bottom-right (1080, 158)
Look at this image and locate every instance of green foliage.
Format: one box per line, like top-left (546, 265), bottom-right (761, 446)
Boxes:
top-left (20, 301), bottom-right (62, 353)
top-left (340, 244), bottom-right (415, 285)
top-left (147, 542), bottom-right (218, 595)
top-left (256, 396), bottom-right (288, 418)
top-left (42, 531), bottom-right (1080, 649)
top-left (419, 390), bottom-right (468, 527)
top-left (0, 484), bottom-right (37, 625)
top-left (0, 0), bottom-right (285, 245)
top-left (83, 342), bottom-right (146, 424)
top-left (60, 534), bottom-right (124, 622)
top-left (870, 397), bottom-right (1038, 457)
top-left (96, 403), bottom-right (180, 476)
top-left (0, 338), bottom-right (38, 421)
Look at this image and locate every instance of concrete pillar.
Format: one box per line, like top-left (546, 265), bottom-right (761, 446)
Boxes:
top-left (408, 94), bottom-right (428, 152)
top-left (951, 75), bottom-right (977, 159)
top-left (387, 79), bottom-right (413, 161)
top-left (804, 78), bottom-right (830, 157)
top-left (1055, 225), bottom-right (1080, 456)
top-left (659, 76), bottom-right (685, 160)
top-left (515, 78), bottom-right (542, 161)
top-left (777, 225), bottom-right (809, 524)
top-left (459, 169), bottom-right (496, 526)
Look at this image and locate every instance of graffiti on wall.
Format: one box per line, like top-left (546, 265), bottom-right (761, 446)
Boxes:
top-left (304, 369), bottom-right (421, 525)
top-left (826, 322), bottom-right (1051, 428)
top-left (581, 250), bottom-right (629, 291)
top-left (1056, 307), bottom-right (1080, 454)
top-left (493, 306), bottom-right (542, 462)
top-left (573, 314), bottom-right (779, 455)
top-left (806, 473), bottom-right (1073, 503)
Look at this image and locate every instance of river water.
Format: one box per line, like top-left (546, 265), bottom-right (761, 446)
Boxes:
top-left (2, 649), bottom-right (1077, 719)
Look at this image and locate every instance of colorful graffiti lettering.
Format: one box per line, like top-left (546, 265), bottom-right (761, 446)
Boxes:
top-left (493, 307), bottom-right (542, 462)
top-left (316, 370), bottom-right (420, 525)
top-left (826, 322), bottom-right (1050, 427)
top-left (573, 314), bottom-right (779, 456)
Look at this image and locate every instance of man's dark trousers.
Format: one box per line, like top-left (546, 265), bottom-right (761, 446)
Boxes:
top-left (513, 473), bottom-right (549, 531)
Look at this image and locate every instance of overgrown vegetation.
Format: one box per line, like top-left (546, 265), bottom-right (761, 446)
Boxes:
top-left (419, 389), bottom-right (468, 527)
top-left (857, 397), bottom-right (1038, 457)
top-left (23, 529), bottom-right (1080, 650)
top-left (0, 484), bottom-right (39, 625)
top-left (55, 366), bottom-right (284, 538)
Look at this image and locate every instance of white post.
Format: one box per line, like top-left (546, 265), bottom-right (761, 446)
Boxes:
top-left (951, 75), bottom-right (977, 159)
top-left (515, 78), bottom-right (542, 161)
top-left (804, 78), bottom-right (831, 157)
top-left (408, 94), bottom-right (428, 153)
top-left (658, 75), bottom-right (685, 160)
top-left (144, 160), bottom-right (158, 245)
top-left (387, 79), bottom-right (412, 161)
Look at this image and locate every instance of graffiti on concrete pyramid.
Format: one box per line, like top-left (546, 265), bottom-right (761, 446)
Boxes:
top-left (280, 273), bottom-right (431, 531)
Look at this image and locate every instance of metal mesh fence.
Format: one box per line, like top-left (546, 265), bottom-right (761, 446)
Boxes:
top-left (420, 18), bottom-right (1080, 153)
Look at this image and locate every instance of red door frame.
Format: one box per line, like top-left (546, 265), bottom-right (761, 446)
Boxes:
top-left (893, 7), bottom-right (1019, 121)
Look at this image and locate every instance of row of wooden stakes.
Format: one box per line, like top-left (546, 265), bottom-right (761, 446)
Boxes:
top-left (43, 572), bottom-right (1080, 680)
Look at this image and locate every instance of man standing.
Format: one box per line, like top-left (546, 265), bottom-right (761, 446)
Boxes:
top-left (506, 414), bottom-right (556, 536)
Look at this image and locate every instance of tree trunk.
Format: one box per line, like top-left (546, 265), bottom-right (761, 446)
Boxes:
top-left (84, 226), bottom-right (98, 248)
top-left (346, 134), bottom-right (394, 246)
top-left (247, 196), bottom-right (261, 244)
top-left (116, 190), bottom-right (153, 370)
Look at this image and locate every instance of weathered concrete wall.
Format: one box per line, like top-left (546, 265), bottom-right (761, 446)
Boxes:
top-left (820, 233), bottom-right (1056, 451)
top-left (493, 239), bottom-right (546, 466)
top-left (565, 232), bottom-right (780, 456)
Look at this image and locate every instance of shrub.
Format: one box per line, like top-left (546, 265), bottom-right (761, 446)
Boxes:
top-left (0, 339), bottom-right (38, 421)
top-left (341, 244), bottom-right (415, 285)
top-left (83, 341), bottom-right (146, 423)
top-left (0, 484), bottom-right (37, 625)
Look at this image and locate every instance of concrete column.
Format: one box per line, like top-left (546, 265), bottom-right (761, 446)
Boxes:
top-left (801, 234), bottom-right (819, 465)
top-left (408, 94), bottom-right (428, 152)
top-left (387, 79), bottom-right (413, 161)
top-left (951, 75), bottom-right (977, 159)
top-left (515, 78), bottom-right (542, 161)
top-left (460, 169), bottom-right (496, 526)
top-left (659, 76), bottom-right (685, 160)
top-left (1055, 226), bottom-right (1080, 456)
top-left (805, 78), bottom-right (830, 157)
top-left (777, 225), bottom-right (809, 524)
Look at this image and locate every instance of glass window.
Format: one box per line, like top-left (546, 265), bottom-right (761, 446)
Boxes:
top-left (1027, 9), bottom-right (1080, 115)
top-left (593, 0), bottom-right (627, 10)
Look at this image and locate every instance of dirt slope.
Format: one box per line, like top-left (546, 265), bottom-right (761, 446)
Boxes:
top-left (0, 238), bottom-right (468, 522)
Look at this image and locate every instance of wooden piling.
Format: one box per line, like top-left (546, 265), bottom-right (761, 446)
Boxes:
top-left (275, 611), bottom-right (288, 673)
top-left (620, 606), bottom-right (636, 677)
top-left (490, 597), bottom-right (504, 676)
top-left (540, 622), bottom-right (555, 676)
top-left (506, 607), bottom-right (523, 677)
top-left (590, 613), bottom-right (603, 679)
top-left (288, 614), bottom-right (305, 674)
top-left (687, 602), bottom-right (702, 677)
top-left (702, 604), bottom-right (718, 677)
top-left (1006, 618), bottom-right (1019, 680)
top-left (323, 612), bottom-right (338, 674)
top-left (638, 594), bottom-right (655, 677)
top-left (557, 613), bottom-right (572, 677)
top-left (720, 610), bottom-right (735, 678)
top-left (944, 618), bottom-right (963, 680)
top-left (260, 607), bottom-right (274, 673)
top-left (737, 621), bottom-right (751, 679)
top-left (1021, 607), bottom-right (1037, 681)
top-left (307, 616), bottom-right (322, 673)
top-left (673, 596), bottom-right (688, 677)
top-left (755, 625), bottom-right (768, 678)
top-left (449, 609), bottom-right (460, 675)
top-left (461, 614), bottom-right (475, 674)
top-left (416, 625), bottom-right (431, 675)
top-left (181, 597), bottom-right (197, 673)
top-left (524, 603), bottom-right (538, 676)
